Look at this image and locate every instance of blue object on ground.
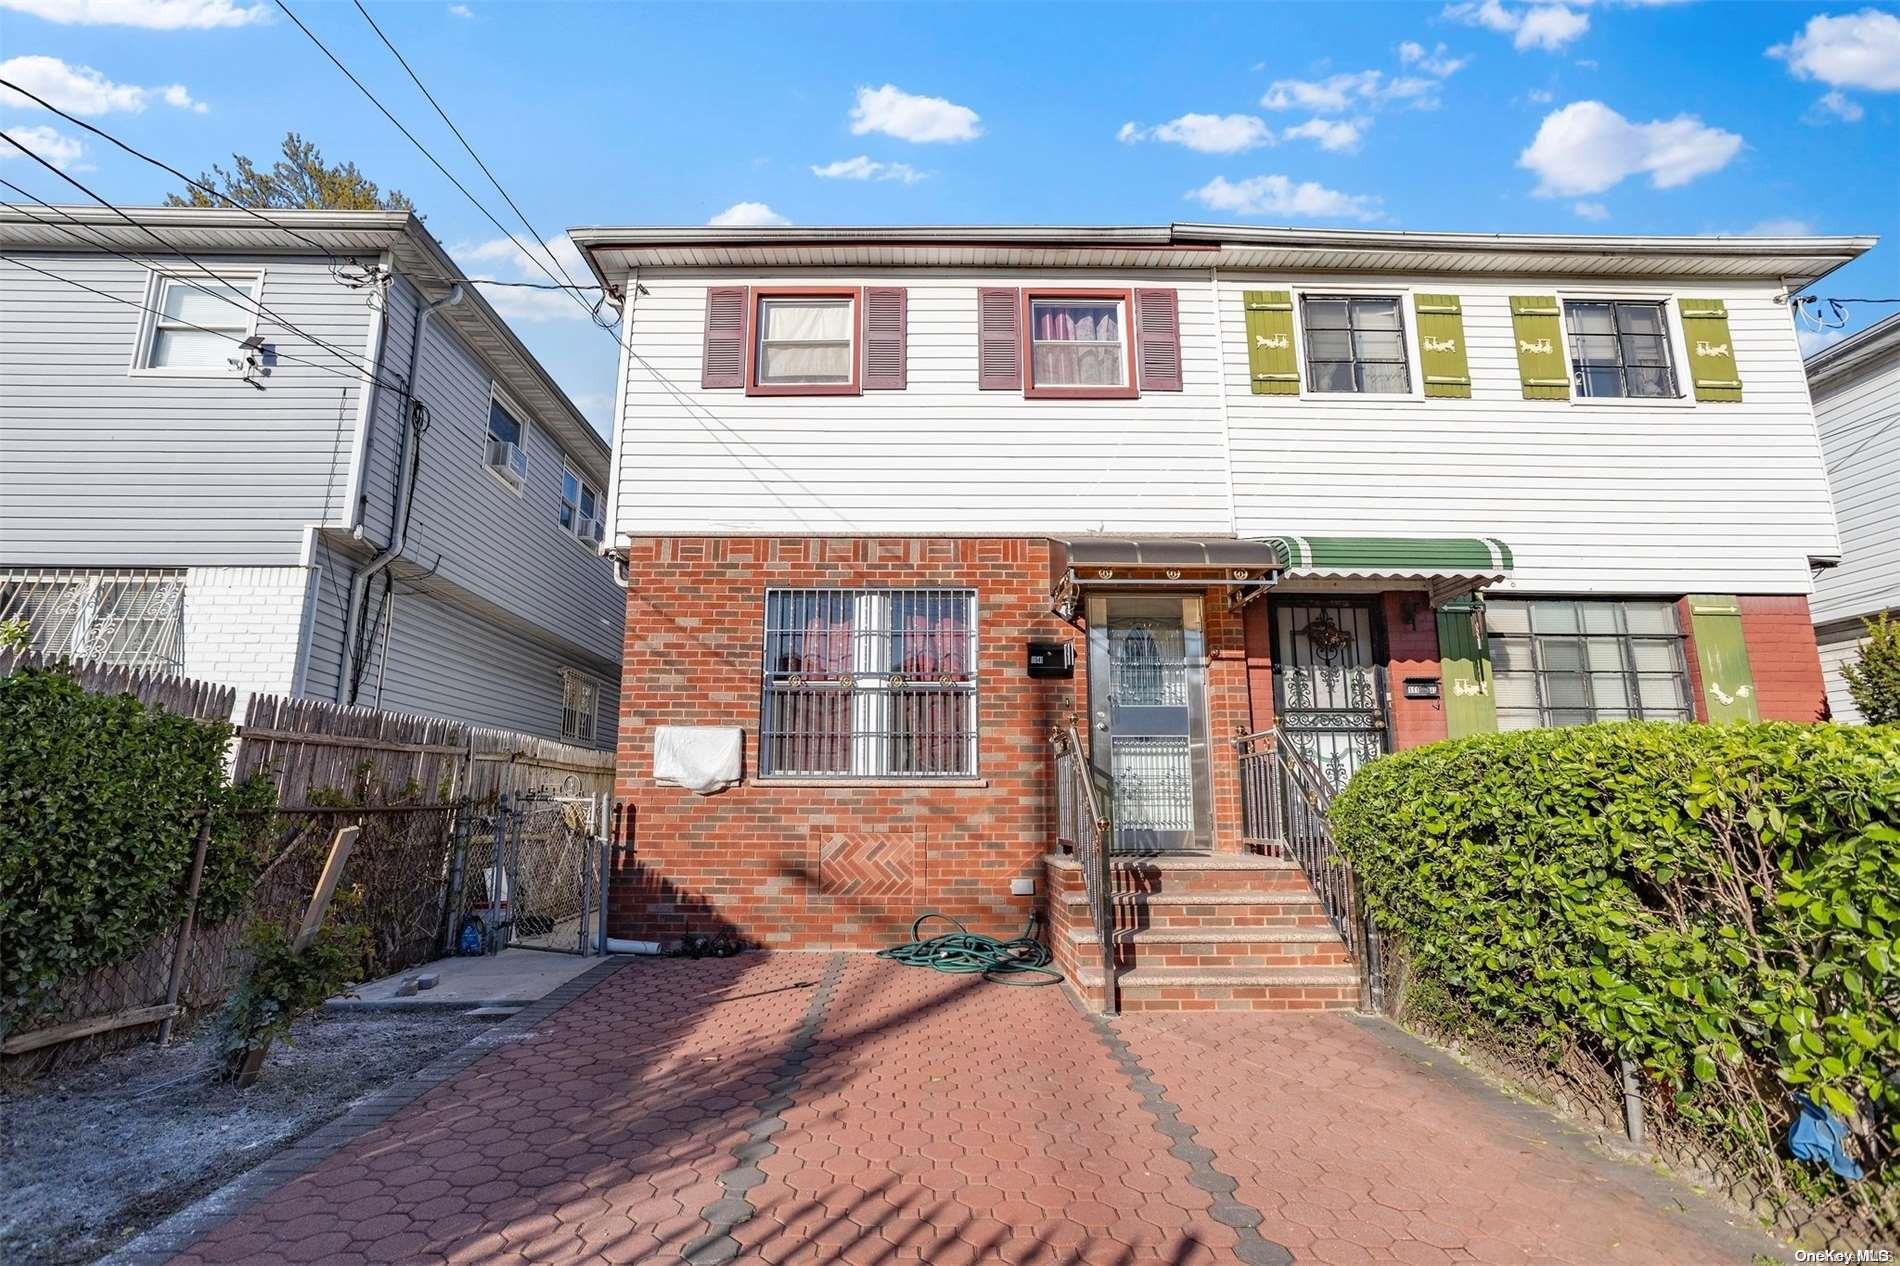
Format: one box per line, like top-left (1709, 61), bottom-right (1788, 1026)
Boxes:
top-left (1789, 1094), bottom-right (1865, 1181)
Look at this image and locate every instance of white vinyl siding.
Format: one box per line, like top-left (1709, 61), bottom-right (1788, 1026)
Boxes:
top-left (1809, 339), bottom-right (1900, 627)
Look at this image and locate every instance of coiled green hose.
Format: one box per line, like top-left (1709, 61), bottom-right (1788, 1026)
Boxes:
top-left (876, 913), bottom-right (1064, 986)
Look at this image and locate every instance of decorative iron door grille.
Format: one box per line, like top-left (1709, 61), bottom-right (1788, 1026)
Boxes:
top-left (1087, 594), bottom-right (1213, 853)
top-left (1270, 599), bottom-right (1389, 792)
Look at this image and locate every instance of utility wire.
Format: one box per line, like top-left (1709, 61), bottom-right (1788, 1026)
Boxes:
top-left (272, 0), bottom-right (619, 342)
top-left (0, 75), bottom-right (381, 285)
top-left (0, 136), bottom-right (395, 384)
top-left (349, 0), bottom-right (595, 308)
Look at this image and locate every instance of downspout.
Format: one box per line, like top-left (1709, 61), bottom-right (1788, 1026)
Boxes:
top-left (339, 281), bottom-right (464, 703)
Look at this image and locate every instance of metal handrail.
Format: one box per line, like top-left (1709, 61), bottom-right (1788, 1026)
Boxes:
top-left (1053, 720), bottom-right (1117, 1014)
top-left (1234, 727), bottom-right (1384, 1012)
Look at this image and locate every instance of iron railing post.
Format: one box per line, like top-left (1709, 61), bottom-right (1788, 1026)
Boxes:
top-left (440, 798), bottom-right (472, 957)
top-left (489, 793), bottom-right (510, 953)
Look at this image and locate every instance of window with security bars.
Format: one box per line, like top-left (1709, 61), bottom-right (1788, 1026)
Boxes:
top-left (1564, 300), bottom-right (1678, 399)
top-left (560, 670), bottom-right (597, 744)
top-left (1487, 598), bottom-right (1691, 730)
top-left (760, 588), bottom-right (977, 778)
top-left (0, 568), bottom-right (186, 671)
top-left (1301, 295), bottom-right (1410, 393)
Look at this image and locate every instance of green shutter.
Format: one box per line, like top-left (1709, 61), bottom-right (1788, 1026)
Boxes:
top-left (1243, 290), bottom-right (1299, 395)
top-left (1679, 298), bottom-right (1743, 403)
top-left (1509, 295), bottom-right (1570, 401)
top-left (1414, 294), bottom-right (1472, 399)
top-left (1686, 594), bottom-right (1759, 723)
top-left (1437, 597), bottom-right (1498, 737)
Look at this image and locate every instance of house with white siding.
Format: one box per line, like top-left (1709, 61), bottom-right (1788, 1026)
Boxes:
top-left (0, 206), bottom-right (622, 749)
top-left (1808, 312), bottom-right (1900, 723)
top-left (571, 222), bottom-right (1873, 1008)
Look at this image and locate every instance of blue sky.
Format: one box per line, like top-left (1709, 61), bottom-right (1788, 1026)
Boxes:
top-left (2, 0), bottom-right (1897, 433)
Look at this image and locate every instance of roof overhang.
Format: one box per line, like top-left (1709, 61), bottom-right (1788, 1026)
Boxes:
top-left (570, 222), bottom-right (1876, 290)
top-left (1265, 535), bottom-right (1514, 605)
top-left (1805, 311), bottom-right (1900, 395)
top-left (0, 205), bottom-right (609, 483)
top-left (1048, 537), bottom-right (1284, 620)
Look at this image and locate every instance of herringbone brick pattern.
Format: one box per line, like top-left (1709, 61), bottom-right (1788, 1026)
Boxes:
top-left (818, 831), bottom-right (915, 898)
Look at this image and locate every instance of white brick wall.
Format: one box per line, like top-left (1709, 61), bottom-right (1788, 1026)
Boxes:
top-left (181, 566), bottom-right (314, 702)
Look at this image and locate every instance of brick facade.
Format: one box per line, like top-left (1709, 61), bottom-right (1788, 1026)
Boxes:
top-left (1739, 594), bottom-right (1829, 723)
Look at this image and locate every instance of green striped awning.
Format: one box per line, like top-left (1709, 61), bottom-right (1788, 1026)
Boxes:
top-left (1261, 535), bottom-right (1514, 600)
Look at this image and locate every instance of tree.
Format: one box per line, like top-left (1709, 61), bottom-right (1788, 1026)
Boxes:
top-left (165, 132), bottom-right (413, 212)
top-left (1841, 611), bottom-right (1900, 724)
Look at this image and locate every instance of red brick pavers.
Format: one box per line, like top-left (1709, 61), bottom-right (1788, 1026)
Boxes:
top-left (1115, 1011), bottom-right (1776, 1265)
top-left (165, 954), bottom-right (1776, 1266)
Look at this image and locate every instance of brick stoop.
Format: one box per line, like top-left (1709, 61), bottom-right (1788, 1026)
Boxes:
top-left (1044, 852), bottom-right (1364, 1012)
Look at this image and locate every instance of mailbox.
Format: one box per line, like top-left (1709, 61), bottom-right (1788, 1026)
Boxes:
top-left (1402, 677), bottom-right (1442, 700)
top-left (1026, 641), bottom-right (1074, 679)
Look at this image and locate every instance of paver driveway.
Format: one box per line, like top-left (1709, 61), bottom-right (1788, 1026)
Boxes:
top-left (156, 953), bottom-right (1778, 1265)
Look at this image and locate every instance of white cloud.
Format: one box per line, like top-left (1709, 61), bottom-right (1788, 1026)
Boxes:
top-left (1261, 70), bottom-right (1382, 112)
top-left (1518, 100), bottom-right (1742, 196)
top-left (708, 201), bottom-right (791, 227)
top-left (848, 84), bottom-right (981, 144)
top-left (1118, 112), bottom-right (1275, 154)
top-left (1444, 1), bottom-right (1590, 52)
top-left (1528, 88), bottom-right (1555, 103)
top-left (1282, 117), bottom-right (1365, 152)
top-left (1813, 89), bottom-right (1866, 122)
top-left (1186, 174), bottom-right (1382, 221)
top-left (451, 233), bottom-right (602, 324)
top-left (1743, 217), bottom-right (1816, 236)
top-left (0, 55), bottom-right (206, 115)
top-left (1798, 325), bottom-right (1847, 357)
top-left (0, 123), bottom-right (85, 170)
top-left (447, 2), bottom-right (472, 16)
top-left (1572, 200), bottom-right (1609, 221)
top-left (809, 155), bottom-right (925, 183)
top-left (1769, 9), bottom-right (1900, 91)
top-left (1398, 41), bottom-right (1469, 77)
top-left (0, 0), bottom-right (267, 28)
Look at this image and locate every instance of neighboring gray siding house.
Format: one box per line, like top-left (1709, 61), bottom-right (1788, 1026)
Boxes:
top-left (0, 206), bottom-right (622, 749)
top-left (1809, 312), bottom-right (1900, 723)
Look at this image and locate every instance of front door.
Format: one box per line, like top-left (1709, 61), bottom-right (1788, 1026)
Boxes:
top-left (1086, 594), bottom-right (1213, 853)
top-left (1270, 598), bottom-right (1390, 791)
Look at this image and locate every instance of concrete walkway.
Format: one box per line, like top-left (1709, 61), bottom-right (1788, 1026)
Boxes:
top-left (153, 953), bottom-right (1781, 1265)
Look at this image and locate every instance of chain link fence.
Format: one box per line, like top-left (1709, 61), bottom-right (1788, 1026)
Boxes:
top-left (446, 794), bottom-right (602, 957)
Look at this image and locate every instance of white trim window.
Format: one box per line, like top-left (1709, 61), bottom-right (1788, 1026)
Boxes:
top-left (485, 393), bottom-right (530, 492)
top-left (1488, 598), bottom-right (1691, 730)
top-left (1563, 300), bottom-right (1679, 399)
top-left (560, 669), bottom-right (597, 744)
top-left (755, 295), bottom-right (855, 387)
top-left (136, 272), bottom-right (260, 373)
top-left (560, 462), bottom-right (603, 546)
top-left (760, 587), bottom-right (978, 779)
top-left (1300, 294), bottom-right (1410, 394)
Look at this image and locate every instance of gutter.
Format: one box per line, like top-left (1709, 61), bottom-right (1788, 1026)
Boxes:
top-left (338, 281), bottom-right (463, 704)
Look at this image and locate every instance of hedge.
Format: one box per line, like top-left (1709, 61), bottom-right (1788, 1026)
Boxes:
top-left (0, 665), bottom-right (275, 1025)
top-left (1331, 721), bottom-right (1898, 1220)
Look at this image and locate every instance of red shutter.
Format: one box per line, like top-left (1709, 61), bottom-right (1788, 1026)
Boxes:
top-left (1135, 288), bottom-right (1182, 392)
top-left (862, 287), bottom-right (907, 390)
top-left (977, 287), bottom-right (1022, 390)
top-left (701, 286), bottom-right (747, 389)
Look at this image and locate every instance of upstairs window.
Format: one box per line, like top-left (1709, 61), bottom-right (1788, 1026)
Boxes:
top-left (1564, 300), bottom-right (1677, 399)
top-left (485, 396), bottom-right (528, 491)
top-left (1025, 292), bottom-right (1135, 398)
top-left (560, 464), bottom-right (603, 545)
top-left (140, 274), bottom-right (256, 370)
top-left (1301, 295), bottom-right (1409, 394)
top-left (750, 291), bottom-right (858, 394)
top-left (560, 669), bottom-right (597, 744)
top-left (1488, 598), bottom-right (1691, 730)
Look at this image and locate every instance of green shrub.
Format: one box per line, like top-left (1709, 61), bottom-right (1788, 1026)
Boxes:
top-left (1843, 613), bottom-right (1900, 725)
top-left (221, 911), bottom-right (369, 1064)
top-left (0, 666), bottom-right (276, 1024)
top-left (1331, 721), bottom-right (1899, 1213)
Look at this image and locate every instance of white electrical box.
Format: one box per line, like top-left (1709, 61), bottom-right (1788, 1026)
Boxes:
top-left (1010, 877), bottom-right (1035, 896)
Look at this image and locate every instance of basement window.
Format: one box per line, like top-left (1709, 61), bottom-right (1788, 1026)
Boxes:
top-left (1488, 598), bottom-right (1691, 730)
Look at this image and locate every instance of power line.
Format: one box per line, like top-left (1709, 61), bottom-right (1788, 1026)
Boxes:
top-left (0, 134), bottom-right (395, 384)
top-left (272, 0), bottom-right (620, 342)
top-left (0, 251), bottom-right (408, 394)
top-left (0, 74), bottom-right (382, 285)
top-left (349, 0), bottom-right (595, 309)
top-left (465, 277), bottom-right (604, 291)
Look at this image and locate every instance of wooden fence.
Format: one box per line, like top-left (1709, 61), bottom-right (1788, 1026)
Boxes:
top-left (0, 646), bottom-right (236, 722)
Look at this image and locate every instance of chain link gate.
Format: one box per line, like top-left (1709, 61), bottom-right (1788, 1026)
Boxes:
top-left (447, 793), bottom-right (603, 956)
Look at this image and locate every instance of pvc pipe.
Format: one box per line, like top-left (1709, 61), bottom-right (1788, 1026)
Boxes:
top-left (605, 938), bottom-right (663, 956)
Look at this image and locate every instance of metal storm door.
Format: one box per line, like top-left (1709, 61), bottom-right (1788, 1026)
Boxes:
top-left (1271, 599), bottom-right (1389, 791)
top-left (1086, 594), bottom-right (1213, 853)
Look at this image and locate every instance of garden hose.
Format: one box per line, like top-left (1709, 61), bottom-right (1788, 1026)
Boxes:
top-left (876, 913), bottom-right (1064, 986)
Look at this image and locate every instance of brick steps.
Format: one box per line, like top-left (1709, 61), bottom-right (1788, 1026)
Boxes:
top-left (1043, 850), bottom-right (1363, 1012)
